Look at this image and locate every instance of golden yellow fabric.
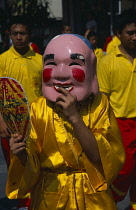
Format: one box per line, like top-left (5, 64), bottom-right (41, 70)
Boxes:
top-left (6, 93), bottom-right (125, 210)
top-left (94, 48), bottom-right (104, 64)
top-left (0, 46), bottom-right (43, 104)
top-left (97, 46), bottom-right (136, 118)
top-left (130, 202), bottom-right (136, 210)
top-left (106, 36), bottom-right (121, 54)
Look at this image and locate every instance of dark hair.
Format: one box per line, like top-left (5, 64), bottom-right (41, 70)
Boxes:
top-left (112, 19), bottom-right (119, 35)
top-left (8, 15), bottom-right (32, 33)
top-left (117, 9), bottom-right (136, 33)
top-left (87, 31), bottom-right (96, 40)
top-left (61, 23), bottom-right (71, 31)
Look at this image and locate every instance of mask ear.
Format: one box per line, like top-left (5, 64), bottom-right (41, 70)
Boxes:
top-left (89, 53), bottom-right (99, 95)
top-left (91, 74), bottom-right (99, 95)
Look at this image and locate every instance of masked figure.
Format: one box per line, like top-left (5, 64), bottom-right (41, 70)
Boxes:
top-left (6, 34), bottom-right (125, 210)
top-left (42, 34), bottom-right (98, 101)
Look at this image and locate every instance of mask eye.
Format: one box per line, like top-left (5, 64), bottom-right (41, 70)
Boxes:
top-left (45, 62), bottom-right (57, 66)
top-left (69, 62), bottom-right (82, 66)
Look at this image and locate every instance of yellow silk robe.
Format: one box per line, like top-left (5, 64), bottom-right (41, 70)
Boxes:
top-left (6, 93), bottom-right (125, 210)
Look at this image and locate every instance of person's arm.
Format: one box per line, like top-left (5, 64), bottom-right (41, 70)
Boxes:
top-left (9, 134), bottom-right (27, 166)
top-left (0, 112), bottom-right (11, 138)
top-left (84, 29), bottom-right (90, 38)
top-left (56, 88), bottom-right (101, 164)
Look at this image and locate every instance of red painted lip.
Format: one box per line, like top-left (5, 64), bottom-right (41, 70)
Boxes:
top-left (53, 83), bottom-right (74, 92)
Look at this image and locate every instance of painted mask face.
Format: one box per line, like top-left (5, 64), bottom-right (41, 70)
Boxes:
top-left (42, 34), bottom-right (98, 102)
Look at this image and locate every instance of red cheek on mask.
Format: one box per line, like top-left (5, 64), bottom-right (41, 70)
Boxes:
top-left (43, 68), bottom-right (52, 82)
top-left (72, 68), bottom-right (85, 82)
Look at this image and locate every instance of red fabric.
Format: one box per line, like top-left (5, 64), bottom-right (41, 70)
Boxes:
top-left (17, 198), bottom-right (31, 209)
top-left (102, 36), bottom-right (112, 51)
top-left (111, 118), bottom-right (136, 204)
top-left (1, 137), bottom-right (10, 167)
top-left (30, 42), bottom-right (41, 54)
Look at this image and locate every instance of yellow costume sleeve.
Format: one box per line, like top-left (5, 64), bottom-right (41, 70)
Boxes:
top-left (79, 94), bottom-right (125, 191)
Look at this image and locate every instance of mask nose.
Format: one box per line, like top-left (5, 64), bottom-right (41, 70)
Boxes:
top-left (53, 63), bottom-right (71, 82)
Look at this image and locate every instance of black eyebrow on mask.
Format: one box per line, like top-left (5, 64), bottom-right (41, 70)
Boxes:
top-left (44, 54), bottom-right (54, 62)
top-left (70, 53), bottom-right (85, 63)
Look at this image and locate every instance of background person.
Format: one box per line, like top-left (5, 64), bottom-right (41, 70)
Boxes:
top-left (103, 22), bottom-right (121, 54)
top-left (97, 9), bottom-right (136, 210)
top-left (0, 15), bottom-right (43, 210)
top-left (85, 11), bottom-right (97, 33)
top-left (87, 31), bottom-right (104, 64)
top-left (61, 23), bottom-right (72, 34)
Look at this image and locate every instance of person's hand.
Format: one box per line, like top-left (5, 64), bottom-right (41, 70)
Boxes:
top-left (56, 88), bottom-right (79, 124)
top-left (9, 134), bottom-right (26, 156)
top-left (0, 114), bottom-right (11, 138)
top-left (9, 133), bottom-right (27, 165)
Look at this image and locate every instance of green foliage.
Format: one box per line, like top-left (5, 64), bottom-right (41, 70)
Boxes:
top-left (7, 0), bottom-right (50, 26)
